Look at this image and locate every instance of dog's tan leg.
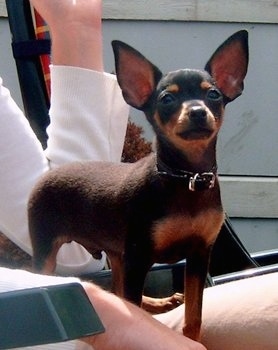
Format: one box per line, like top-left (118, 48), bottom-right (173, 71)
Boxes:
top-left (183, 247), bottom-right (211, 341)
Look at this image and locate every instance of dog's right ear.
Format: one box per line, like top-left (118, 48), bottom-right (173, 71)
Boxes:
top-left (204, 30), bottom-right (249, 104)
top-left (112, 41), bottom-right (162, 110)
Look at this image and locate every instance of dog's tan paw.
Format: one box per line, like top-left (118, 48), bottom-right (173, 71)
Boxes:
top-left (142, 292), bottom-right (184, 314)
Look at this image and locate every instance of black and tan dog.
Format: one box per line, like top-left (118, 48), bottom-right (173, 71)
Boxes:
top-left (28, 30), bottom-right (248, 340)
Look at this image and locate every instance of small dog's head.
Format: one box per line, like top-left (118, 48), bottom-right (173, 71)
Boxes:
top-left (112, 30), bottom-right (248, 161)
top-left (154, 69), bottom-right (224, 143)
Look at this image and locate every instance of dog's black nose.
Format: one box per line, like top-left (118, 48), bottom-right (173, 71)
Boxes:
top-left (189, 106), bottom-right (207, 120)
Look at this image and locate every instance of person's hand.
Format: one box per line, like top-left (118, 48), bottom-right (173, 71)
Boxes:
top-left (29, 0), bottom-right (103, 71)
top-left (29, 0), bottom-right (102, 33)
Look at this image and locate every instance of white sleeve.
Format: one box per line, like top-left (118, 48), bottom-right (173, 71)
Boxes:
top-left (0, 75), bottom-right (103, 275)
top-left (45, 65), bottom-right (129, 166)
top-left (0, 77), bottom-right (49, 255)
top-left (44, 66), bottom-right (129, 275)
top-left (0, 267), bottom-right (93, 350)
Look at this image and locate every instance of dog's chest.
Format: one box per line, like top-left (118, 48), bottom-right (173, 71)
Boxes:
top-left (151, 208), bottom-right (224, 262)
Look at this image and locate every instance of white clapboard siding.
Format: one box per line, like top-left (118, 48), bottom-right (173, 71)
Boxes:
top-left (220, 176), bottom-right (278, 218)
top-left (102, 0), bottom-right (278, 23)
top-left (1, 1), bottom-right (278, 23)
top-left (0, 0), bottom-right (7, 17)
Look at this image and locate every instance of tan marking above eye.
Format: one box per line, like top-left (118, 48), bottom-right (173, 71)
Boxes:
top-left (166, 84), bottom-right (179, 93)
top-left (200, 81), bottom-right (212, 90)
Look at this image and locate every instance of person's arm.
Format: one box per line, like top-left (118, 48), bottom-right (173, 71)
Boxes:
top-left (0, 0), bottom-right (126, 275)
top-left (30, 0), bottom-right (104, 72)
top-left (82, 281), bottom-right (206, 350)
top-left (29, 0), bottom-right (129, 275)
top-left (0, 267), bottom-right (205, 350)
top-left (155, 272), bottom-right (278, 350)
top-left (30, 0), bottom-right (129, 166)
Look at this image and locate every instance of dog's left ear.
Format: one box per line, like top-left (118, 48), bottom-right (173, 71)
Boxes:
top-left (112, 40), bottom-right (162, 110)
top-left (205, 30), bottom-right (249, 103)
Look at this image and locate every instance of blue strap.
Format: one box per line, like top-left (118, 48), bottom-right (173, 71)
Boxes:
top-left (12, 38), bottom-right (51, 59)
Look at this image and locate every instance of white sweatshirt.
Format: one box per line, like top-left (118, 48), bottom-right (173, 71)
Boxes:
top-left (0, 66), bottom-right (129, 275)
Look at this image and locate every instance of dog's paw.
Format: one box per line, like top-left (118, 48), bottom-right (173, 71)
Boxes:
top-left (142, 293), bottom-right (184, 314)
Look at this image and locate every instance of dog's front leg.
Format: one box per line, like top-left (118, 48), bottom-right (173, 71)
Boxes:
top-left (123, 245), bottom-right (184, 313)
top-left (109, 253), bottom-right (125, 297)
top-left (183, 245), bottom-right (212, 341)
top-left (123, 242), bottom-right (153, 307)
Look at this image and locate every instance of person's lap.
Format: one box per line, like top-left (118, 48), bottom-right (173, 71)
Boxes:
top-left (155, 272), bottom-right (278, 350)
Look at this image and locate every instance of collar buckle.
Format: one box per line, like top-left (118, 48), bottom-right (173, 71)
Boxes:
top-left (189, 172), bottom-right (216, 192)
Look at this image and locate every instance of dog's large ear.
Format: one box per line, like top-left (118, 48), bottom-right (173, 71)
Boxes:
top-left (112, 41), bottom-right (163, 110)
top-left (205, 30), bottom-right (249, 103)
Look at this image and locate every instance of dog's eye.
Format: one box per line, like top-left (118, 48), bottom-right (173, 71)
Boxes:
top-left (159, 93), bottom-right (176, 105)
top-left (207, 88), bottom-right (222, 101)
